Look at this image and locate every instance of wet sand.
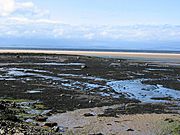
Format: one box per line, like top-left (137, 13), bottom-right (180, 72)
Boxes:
top-left (0, 49), bottom-right (180, 62)
top-left (48, 106), bottom-right (180, 135)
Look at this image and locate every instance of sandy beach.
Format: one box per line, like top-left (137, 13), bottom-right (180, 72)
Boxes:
top-left (48, 106), bottom-right (180, 135)
top-left (0, 49), bottom-right (180, 61)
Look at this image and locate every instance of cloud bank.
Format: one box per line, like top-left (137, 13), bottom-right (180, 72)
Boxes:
top-left (0, 0), bottom-right (180, 50)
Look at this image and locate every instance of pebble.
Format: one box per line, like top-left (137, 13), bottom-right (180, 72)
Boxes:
top-left (84, 113), bottom-right (95, 117)
top-left (127, 128), bottom-right (134, 131)
top-left (36, 116), bottom-right (48, 122)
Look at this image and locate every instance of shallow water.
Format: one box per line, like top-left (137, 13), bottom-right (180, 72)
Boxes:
top-left (0, 64), bottom-right (179, 103)
top-left (107, 79), bottom-right (180, 102)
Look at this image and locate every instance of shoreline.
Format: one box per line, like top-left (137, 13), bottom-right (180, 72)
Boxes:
top-left (0, 49), bottom-right (180, 61)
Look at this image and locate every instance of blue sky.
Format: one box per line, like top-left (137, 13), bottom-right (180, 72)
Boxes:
top-left (33, 0), bottom-right (180, 25)
top-left (0, 0), bottom-right (180, 50)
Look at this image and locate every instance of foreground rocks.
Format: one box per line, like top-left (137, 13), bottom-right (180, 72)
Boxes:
top-left (0, 100), bottom-right (61, 135)
top-left (0, 120), bottom-right (57, 135)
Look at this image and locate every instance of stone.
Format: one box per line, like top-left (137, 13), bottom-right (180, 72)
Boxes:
top-left (1, 121), bottom-right (7, 126)
top-left (89, 133), bottom-right (104, 135)
top-left (164, 118), bottom-right (174, 123)
top-left (84, 113), bottom-right (95, 117)
top-left (44, 122), bottom-right (57, 127)
top-left (81, 65), bottom-right (87, 69)
top-left (0, 104), bottom-right (6, 110)
top-left (52, 126), bottom-right (59, 132)
top-left (36, 116), bottom-right (47, 122)
top-left (16, 55), bottom-right (20, 58)
top-left (127, 128), bottom-right (134, 131)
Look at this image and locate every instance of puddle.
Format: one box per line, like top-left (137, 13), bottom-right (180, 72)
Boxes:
top-left (146, 68), bottom-right (173, 71)
top-left (0, 62), bottom-right (85, 66)
top-left (0, 67), bottom-right (68, 82)
top-left (1, 66), bottom-right (180, 103)
top-left (26, 90), bottom-right (42, 94)
top-left (61, 80), bottom-right (107, 91)
top-left (59, 74), bottom-right (107, 81)
top-left (107, 79), bottom-right (180, 102)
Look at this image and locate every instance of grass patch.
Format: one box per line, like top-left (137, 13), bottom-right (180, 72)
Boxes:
top-left (33, 102), bottom-right (47, 110)
top-left (171, 123), bottom-right (180, 135)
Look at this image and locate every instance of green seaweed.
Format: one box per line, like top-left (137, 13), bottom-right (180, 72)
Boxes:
top-left (0, 97), bottom-right (32, 103)
top-left (172, 123), bottom-right (180, 135)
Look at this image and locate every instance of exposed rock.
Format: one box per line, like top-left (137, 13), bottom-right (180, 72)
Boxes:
top-left (84, 113), bottom-right (95, 117)
top-left (127, 128), bottom-right (134, 131)
top-left (16, 55), bottom-right (20, 58)
top-left (36, 116), bottom-right (47, 122)
top-left (44, 122), bottom-right (58, 128)
top-left (89, 133), bottom-right (104, 135)
top-left (52, 126), bottom-right (60, 132)
top-left (81, 65), bottom-right (87, 69)
top-left (0, 104), bottom-right (6, 110)
top-left (164, 118), bottom-right (174, 123)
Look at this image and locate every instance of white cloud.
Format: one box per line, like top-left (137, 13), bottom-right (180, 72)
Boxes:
top-left (8, 17), bottom-right (59, 25)
top-left (0, 0), bottom-right (49, 18)
top-left (16, 1), bottom-right (34, 9)
top-left (0, 1), bottom-right (180, 42)
top-left (1, 17), bottom-right (180, 41)
top-left (0, 0), bottom-right (15, 16)
top-left (84, 33), bottom-right (95, 40)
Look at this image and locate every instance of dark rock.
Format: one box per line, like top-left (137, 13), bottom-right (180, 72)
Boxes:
top-left (84, 113), bottom-right (94, 117)
top-left (164, 118), bottom-right (174, 123)
top-left (1, 121), bottom-right (7, 126)
top-left (74, 126), bottom-right (83, 128)
top-left (127, 128), bottom-right (134, 131)
top-left (60, 94), bottom-right (64, 97)
top-left (89, 133), bottom-right (104, 135)
top-left (44, 122), bottom-right (57, 127)
top-left (0, 104), bottom-right (6, 110)
top-left (36, 116), bottom-right (47, 122)
top-left (16, 55), bottom-right (20, 58)
top-left (58, 126), bottom-right (65, 133)
top-left (52, 126), bottom-right (59, 132)
top-left (81, 65), bottom-right (87, 69)
top-left (3, 114), bottom-right (19, 122)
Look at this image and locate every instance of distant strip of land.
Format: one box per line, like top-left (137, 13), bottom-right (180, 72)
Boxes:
top-left (0, 49), bottom-right (180, 61)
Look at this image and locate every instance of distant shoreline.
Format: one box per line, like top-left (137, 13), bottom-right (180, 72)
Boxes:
top-left (0, 48), bottom-right (180, 54)
top-left (0, 49), bottom-right (180, 63)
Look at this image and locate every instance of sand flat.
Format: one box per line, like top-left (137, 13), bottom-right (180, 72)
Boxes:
top-left (0, 49), bottom-right (180, 61)
top-left (48, 106), bottom-right (180, 135)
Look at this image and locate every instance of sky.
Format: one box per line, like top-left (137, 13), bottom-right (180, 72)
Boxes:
top-left (0, 0), bottom-right (180, 50)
